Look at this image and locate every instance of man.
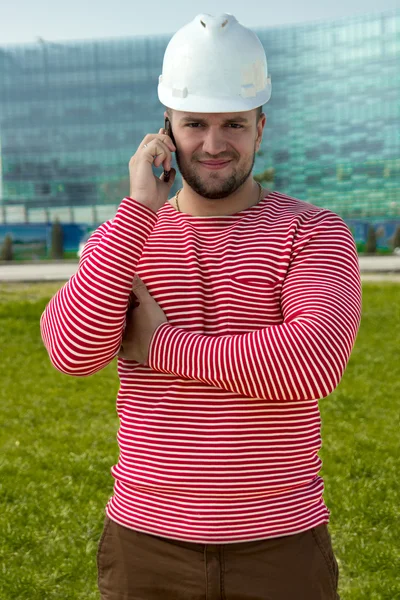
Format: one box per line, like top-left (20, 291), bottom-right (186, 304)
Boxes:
top-left (41, 13), bottom-right (361, 600)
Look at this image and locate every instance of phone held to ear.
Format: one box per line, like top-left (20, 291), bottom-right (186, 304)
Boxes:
top-left (163, 117), bottom-right (175, 183)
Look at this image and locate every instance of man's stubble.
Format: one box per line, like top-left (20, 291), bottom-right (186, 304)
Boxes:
top-left (175, 145), bottom-right (257, 200)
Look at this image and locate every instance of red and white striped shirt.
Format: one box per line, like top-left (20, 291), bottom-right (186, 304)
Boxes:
top-left (41, 190), bottom-right (362, 544)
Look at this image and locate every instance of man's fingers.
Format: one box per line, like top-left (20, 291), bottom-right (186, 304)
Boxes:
top-left (140, 132), bottom-right (175, 172)
top-left (143, 140), bottom-right (173, 170)
top-left (131, 274), bottom-right (148, 297)
top-left (142, 133), bottom-right (175, 152)
top-left (128, 290), bottom-right (140, 309)
top-left (132, 274), bottom-right (143, 287)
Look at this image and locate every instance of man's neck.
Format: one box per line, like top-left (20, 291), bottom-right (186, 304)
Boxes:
top-left (174, 179), bottom-right (269, 216)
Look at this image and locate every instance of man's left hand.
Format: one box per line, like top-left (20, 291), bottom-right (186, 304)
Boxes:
top-left (118, 275), bottom-right (168, 363)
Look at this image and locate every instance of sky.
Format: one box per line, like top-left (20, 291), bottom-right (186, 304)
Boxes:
top-left (0, 0), bottom-right (398, 46)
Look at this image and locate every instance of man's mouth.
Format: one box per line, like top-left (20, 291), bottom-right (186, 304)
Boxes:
top-left (199, 160), bottom-right (232, 170)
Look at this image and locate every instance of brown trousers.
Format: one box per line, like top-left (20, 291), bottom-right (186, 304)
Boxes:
top-left (97, 516), bottom-right (340, 600)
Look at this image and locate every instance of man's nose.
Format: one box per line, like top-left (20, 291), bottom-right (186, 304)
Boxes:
top-left (202, 128), bottom-right (227, 155)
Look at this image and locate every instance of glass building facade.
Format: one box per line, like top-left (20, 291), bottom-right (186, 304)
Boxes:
top-left (0, 8), bottom-right (399, 225)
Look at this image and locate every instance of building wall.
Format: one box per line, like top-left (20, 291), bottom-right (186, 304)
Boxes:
top-left (0, 9), bottom-right (399, 224)
top-left (255, 12), bottom-right (399, 218)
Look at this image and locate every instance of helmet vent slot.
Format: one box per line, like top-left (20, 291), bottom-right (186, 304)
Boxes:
top-left (200, 20), bottom-right (206, 28)
top-left (221, 19), bottom-right (228, 28)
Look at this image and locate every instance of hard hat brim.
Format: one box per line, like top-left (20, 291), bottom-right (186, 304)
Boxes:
top-left (158, 80), bottom-right (271, 113)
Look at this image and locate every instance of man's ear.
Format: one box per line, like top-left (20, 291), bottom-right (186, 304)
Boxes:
top-left (255, 113), bottom-right (266, 151)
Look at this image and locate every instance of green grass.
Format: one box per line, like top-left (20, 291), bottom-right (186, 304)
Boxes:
top-left (0, 282), bottom-right (120, 600)
top-left (0, 281), bottom-right (399, 599)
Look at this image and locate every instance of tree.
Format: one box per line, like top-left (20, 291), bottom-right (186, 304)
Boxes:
top-left (51, 219), bottom-right (64, 259)
top-left (365, 225), bottom-right (377, 255)
top-left (391, 225), bottom-right (400, 251)
top-left (254, 167), bottom-right (275, 185)
top-left (0, 234), bottom-right (13, 261)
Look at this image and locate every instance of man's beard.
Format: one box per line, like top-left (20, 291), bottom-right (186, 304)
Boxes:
top-left (175, 148), bottom-right (256, 200)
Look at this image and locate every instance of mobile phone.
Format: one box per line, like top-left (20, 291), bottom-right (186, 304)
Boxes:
top-left (163, 117), bottom-right (175, 183)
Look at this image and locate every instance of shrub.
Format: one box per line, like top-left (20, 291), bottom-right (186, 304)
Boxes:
top-left (50, 219), bottom-right (64, 259)
top-left (365, 225), bottom-right (377, 254)
top-left (391, 225), bottom-right (400, 251)
top-left (0, 234), bottom-right (13, 261)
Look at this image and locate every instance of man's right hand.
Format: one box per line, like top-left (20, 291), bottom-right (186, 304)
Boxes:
top-left (129, 128), bottom-right (177, 212)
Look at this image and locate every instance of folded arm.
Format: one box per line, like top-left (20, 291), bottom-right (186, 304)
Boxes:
top-left (148, 213), bottom-right (362, 401)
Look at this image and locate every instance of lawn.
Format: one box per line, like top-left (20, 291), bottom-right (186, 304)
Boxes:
top-left (0, 281), bottom-right (399, 599)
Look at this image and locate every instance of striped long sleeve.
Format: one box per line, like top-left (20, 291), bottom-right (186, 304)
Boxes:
top-left (40, 190), bottom-right (363, 543)
top-left (40, 198), bottom-right (157, 376)
top-left (147, 213), bottom-right (361, 401)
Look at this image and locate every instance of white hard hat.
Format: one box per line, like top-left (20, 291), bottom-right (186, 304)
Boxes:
top-left (158, 13), bottom-right (271, 113)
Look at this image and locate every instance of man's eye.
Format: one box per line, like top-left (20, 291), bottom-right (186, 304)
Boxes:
top-left (228, 124), bottom-right (244, 129)
top-left (187, 123), bottom-right (202, 128)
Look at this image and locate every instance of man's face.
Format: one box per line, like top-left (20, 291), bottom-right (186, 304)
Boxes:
top-left (168, 109), bottom-right (266, 200)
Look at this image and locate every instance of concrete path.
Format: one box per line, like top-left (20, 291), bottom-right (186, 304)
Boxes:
top-left (0, 256), bottom-right (400, 282)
